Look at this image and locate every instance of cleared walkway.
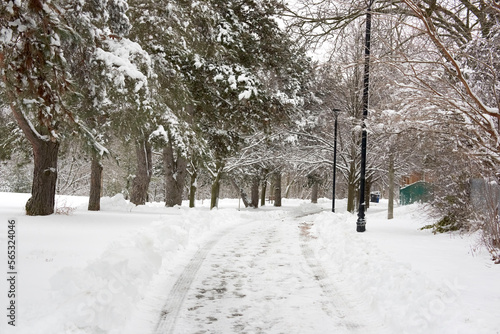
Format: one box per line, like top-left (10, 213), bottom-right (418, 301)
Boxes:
top-left (155, 214), bottom-right (373, 334)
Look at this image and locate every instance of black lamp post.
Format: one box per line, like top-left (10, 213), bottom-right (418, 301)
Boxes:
top-left (332, 108), bottom-right (340, 213)
top-left (356, 0), bottom-right (374, 233)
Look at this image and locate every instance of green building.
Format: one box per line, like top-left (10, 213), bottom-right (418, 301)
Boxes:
top-left (400, 181), bottom-right (433, 205)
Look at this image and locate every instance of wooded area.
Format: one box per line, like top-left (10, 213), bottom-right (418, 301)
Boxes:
top-left (1, 0), bottom-right (499, 259)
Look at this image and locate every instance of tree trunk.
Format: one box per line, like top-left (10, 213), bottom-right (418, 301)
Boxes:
top-left (10, 103), bottom-right (59, 216)
top-left (26, 140), bottom-right (60, 216)
top-left (388, 153), bottom-right (394, 220)
top-left (210, 174), bottom-right (220, 210)
top-left (347, 181), bottom-right (356, 213)
top-left (130, 139), bottom-right (152, 205)
top-left (269, 179), bottom-right (275, 204)
top-left (285, 174), bottom-right (294, 198)
top-left (365, 180), bottom-right (371, 210)
top-left (274, 171), bottom-right (282, 207)
top-left (164, 142), bottom-right (187, 207)
top-left (210, 162), bottom-right (224, 209)
top-left (346, 146), bottom-right (357, 212)
top-left (230, 178), bottom-right (250, 208)
top-left (88, 155), bottom-right (103, 211)
top-left (311, 181), bottom-right (319, 204)
top-left (189, 169), bottom-right (197, 208)
top-left (251, 176), bottom-right (259, 208)
top-left (260, 179), bottom-right (267, 206)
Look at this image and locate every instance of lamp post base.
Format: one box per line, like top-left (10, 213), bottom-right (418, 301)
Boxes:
top-left (356, 218), bottom-right (366, 232)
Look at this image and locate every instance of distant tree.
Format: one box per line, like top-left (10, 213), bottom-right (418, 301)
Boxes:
top-left (92, 30), bottom-right (155, 206)
top-left (178, 0), bottom-right (312, 209)
top-left (64, 0), bottom-right (132, 211)
top-left (395, 0), bottom-right (500, 163)
top-left (287, 0), bottom-right (500, 164)
top-left (126, 0), bottom-right (195, 207)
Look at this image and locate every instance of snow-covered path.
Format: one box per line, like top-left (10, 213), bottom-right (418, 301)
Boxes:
top-left (155, 216), bottom-right (378, 334)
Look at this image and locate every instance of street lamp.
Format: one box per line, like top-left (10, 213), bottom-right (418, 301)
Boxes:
top-left (332, 108), bottom-right (340, 213)
top-left (356, 0), bottom-right (374, 233)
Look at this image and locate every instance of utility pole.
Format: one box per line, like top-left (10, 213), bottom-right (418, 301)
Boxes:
top-left (356, 0), bottom-right (374, 233)
top-left (332, 108), bottom-right (340, 212)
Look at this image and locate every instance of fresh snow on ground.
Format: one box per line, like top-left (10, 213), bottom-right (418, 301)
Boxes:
top-left (0, 193), bottom-right (499, 333)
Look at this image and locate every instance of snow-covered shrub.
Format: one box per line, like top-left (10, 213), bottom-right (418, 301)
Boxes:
top-left (425, 170), bottom-right (473, 233)
top-left (482, 215), bottom-right (500, 264)
top-left (474, 180), bottom-right (500, 264)
top-left (428, 175), bottom-right (500, 263)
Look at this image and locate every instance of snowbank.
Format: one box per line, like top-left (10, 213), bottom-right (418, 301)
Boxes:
top-left (309, 203), bottom-right (500, 334)
top-left (28, 211), bottom-right (220, 333)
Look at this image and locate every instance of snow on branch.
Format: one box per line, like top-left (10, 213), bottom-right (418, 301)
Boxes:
top-left (208, 63), bottom-right (259, 100)
top-left (95, 36), bottom-right (151, 93)
top-left (75, 120), bottom-right (110, 157)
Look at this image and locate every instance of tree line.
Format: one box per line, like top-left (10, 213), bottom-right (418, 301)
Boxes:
top-left (1, 0), bottom-right (313, 214)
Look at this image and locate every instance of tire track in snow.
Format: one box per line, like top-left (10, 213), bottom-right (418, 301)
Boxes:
top-left (154, 225), bottom-right (239, 334)
top-left (155, 222), bottom-right (284, 334)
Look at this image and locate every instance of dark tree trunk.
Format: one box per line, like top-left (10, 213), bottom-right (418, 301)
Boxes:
top-left (250, 177), bottom-right (259, 208)
top-left (210, 174), bottom-right (221, 210)
top-left (164, 142), bottom-right (187, 207)
top-left (189, 169), bottom-right (197, 208)
top-left (10, 103), bottom-right (59, 216)
top-left (311, 182), bottom-right (319, 204)
top-left (210, 180), bottom-right (219, 209)
top-left (130, 140), bottom-right (152, 205)
top-left (26, 140), bottom-right (60, 216)
top-left (88, 155), bottom-right (103, 211)
top-left (210, 162), bottom-right (224, 209)
top-left (260, 179), bottom-right (267, 207)
top-left (274, 171), bottom-right (282, 207)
